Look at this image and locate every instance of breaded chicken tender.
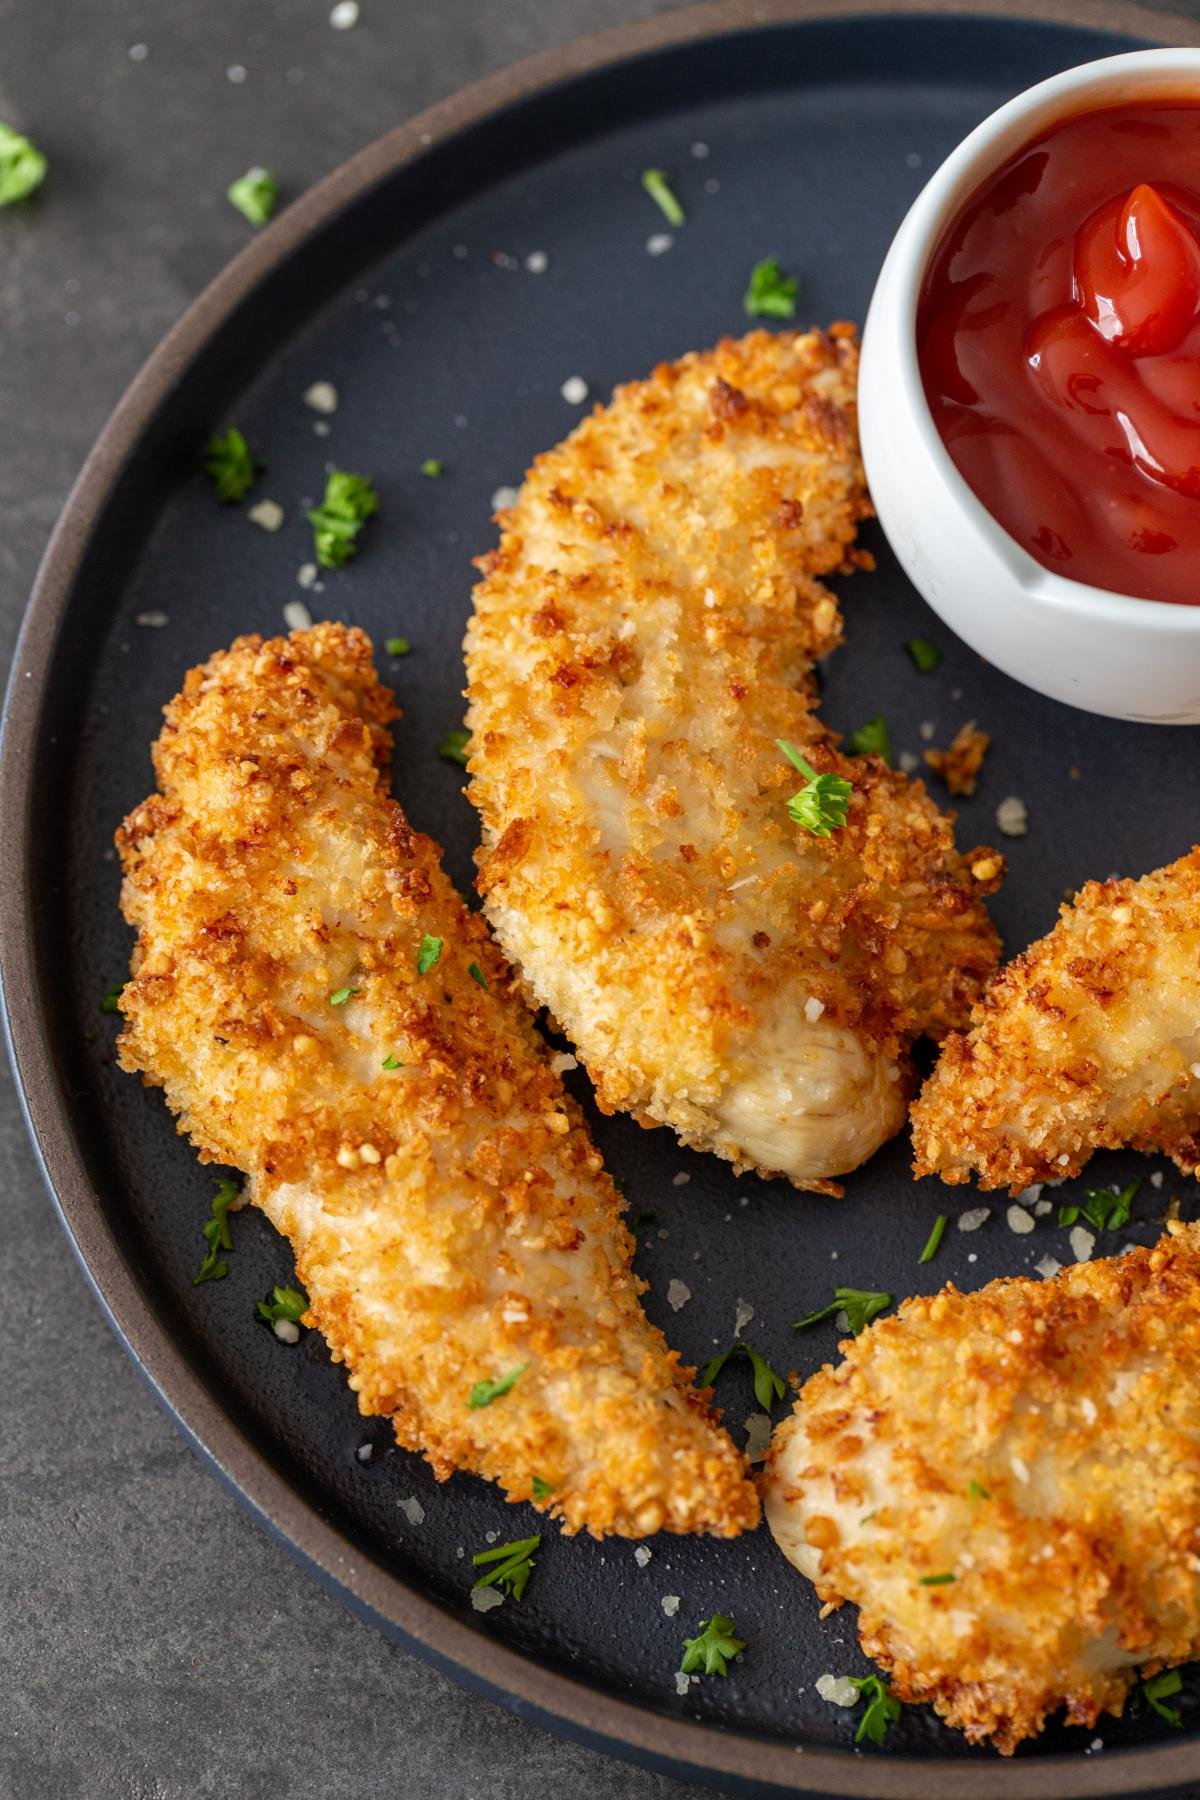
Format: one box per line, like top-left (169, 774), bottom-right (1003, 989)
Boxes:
top-left (913, 849), bottom-right (1200, 1193)
top-left (115, 624), bottom-right (758, 1540)
top-left (466, 329), bottom-right (1002, 1193)
top-left (764, 1223), bottom-right (1200, 1751)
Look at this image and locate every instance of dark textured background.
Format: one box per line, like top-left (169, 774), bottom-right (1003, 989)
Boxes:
top-left (3, 6), bottom-right (1200, 1799)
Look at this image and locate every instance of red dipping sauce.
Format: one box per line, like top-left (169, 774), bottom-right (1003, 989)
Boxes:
top-left (918, 101), bottom-right (1200, 605)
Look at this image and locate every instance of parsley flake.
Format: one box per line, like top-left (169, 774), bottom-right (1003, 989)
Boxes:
top-left (194, 1177), bottom-right (240, 1285)
top-left (203, 427), bottom-right (260, 503)
top-left (438, 727), bottom-right (471, 767)
top-left (628, 1208), bottom-right (658, 1235)
top-left (329, 985), bottom-right (359, 1006)
top-left (307, 469), bottom-right (378, 568)
top-left (641, 168), bottom-right (685, 228)
top-left (907, 637), bottom-right (943, 674)
top-left (744, 256), bottom-right (799, 320)
top-left (847, 714), bottom-right (893, 766)
top-left (919, 1571), bottom-right (957, 1586)
top-left (416, 935), bottom-right (443, 977)
top-left (531, 1476), bottom-right (554, 1503)
top-left (793, 1286), bottom-right (892, 1336)
top-left (385, 636), bottom-right (410, 657)
top-left (419, 458), bottom-right (443, 478)
top-left (381, 1054), bottom-right (403, 1070)
top-left (99, 984), bottom-right (123, 1015)
top-left (967, 1478), bottom-right (992, 1502)
top-left (1140, 1668), bottom-right (1184, 1728)
top-left (679, 1614), bottom-right (746, 1678)
top-left (468, 961), bottom-right (488, 989)
top-left (468, 1363), bottom-right (526, 1409)
top-left (227, 166), bottom-right (278, 227)
top-left (472, 1533), bottom-right (540, 1601)
top-left (0, 122), bottom-right (46, 206)
top-left (777, 738), bottom-right (852, 838)
top-left (256, 1285), bottom-right (307, 1326)
top-left (698, 1340), bottom-right (786, 1413)
top-left (918, 1215), bottom-right (948, 1265)
top-left (850, 1674), bottom-right (901, 1746)
top-left (1058, 1178), bottom-right (1141, 1234)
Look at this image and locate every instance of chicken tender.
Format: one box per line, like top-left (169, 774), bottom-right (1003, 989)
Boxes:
top-left (913, 849), bottom-right (1200, 1192)
top-left (466, 329), bottom-right (1002, 1193)
top-left (115, 623), bottom-right (758, 1540)
top-left (764, 1223), bottom-right (1200, 1751)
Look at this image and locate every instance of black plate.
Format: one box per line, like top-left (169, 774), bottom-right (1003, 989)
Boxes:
top-left (6, 4), bottom-right (1200, 1795)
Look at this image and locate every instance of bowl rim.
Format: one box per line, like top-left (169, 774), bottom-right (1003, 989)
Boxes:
top-left (872, 43), bottom-right (1200, 634)
top-left (7, 4), bottom-right (1200, 1797)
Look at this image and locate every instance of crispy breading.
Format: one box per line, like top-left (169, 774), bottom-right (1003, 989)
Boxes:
top-left (114, 623), bottom-right (758, 1540)
top-left (465, 329), bottom-right (1003, 1194)
top-left (912, 849), bottom-right (1200, 1193)
top-left (924, 721), bottom-right (990, 798)
top-left (764, 1223), bottom-right (1200, 1752)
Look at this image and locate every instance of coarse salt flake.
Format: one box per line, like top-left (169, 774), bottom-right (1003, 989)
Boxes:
top-left (247, 499), bottom-right (284, 532)
top-left (1035, 1255), bottom-right (1062, 1280)
top-left (1070, 1224), bottom-right (1096, 1263)
top-left (283, 600), bottom-right (313, 632)
top-left (356, 1443), bottom-right (373, 1462)
top-left (330, 0), bottom-right (359, 25)
top-left (1006, 1203), bottom-right (1035, 1234)
top-left (733, 1298), bottom-right (754, 1338)
top-left (898, 750), bottom-right (919, 773)
top-left (816, 1674), bottom-right (860, 1708)
top-left (303, 380), bottom-right (339, 414)
top-left (666, 1279), bottom-right (691, 1312)
top-left (560, 375), bottom-right (589, 405)
top-left (135, 610), bottom-right (168, 628)
top-left (297, 562), bottom-right (318, 589)
top-left (646, 232), bottom-right (674, 256)
top-left (128, 42), bottom-right (149, 61)
top-left (672, 1171), bottom-right (690, 1188)
top-left (490, 485), bottom-right (518, 512)
top-left (524, 250), bottom-right (548, 273)
top-left (1151, 1171), bottom-right (1164, 1189)
top-left (471, 1584), bottom-right (503, 1613)
top-left (273, 1317), bottom-right (300, 1344)
top-left (690, 141), bottom-right (709, 158)
top-left (400, 1496), bottom-right (425, 1526)
top-left (919, 720), bottom-right (936, 742)
top-left (226, 64), bottom-right (248, 84)
top-left (996, 795), bottom-right (1029, 837)
top-left (957, 1207), bottom-right (990, 1232)
top-left (661, 1594), bottom-right (681, 1616)
top-left (633, 1545), bottom-right (652, 1567)
top-left (674, 1671), bottom-right (691, 1696)
top-left (804, 996), bottom-right (824, 1023)
top-left (1010, 1454), bottom-right (1030, 1484)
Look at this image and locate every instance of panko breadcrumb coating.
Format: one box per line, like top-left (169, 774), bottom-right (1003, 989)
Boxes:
top-left (466, 329), bottom-right (1003, 1194)
top-left (764, 1223), bottom-right (1200, 1752)
top-left (913, 849), bottom-right (1200, 1193)
top-left (924, 721), bottom-right (990, 798)
top-left (115, 624), bottom-right (758, 1540)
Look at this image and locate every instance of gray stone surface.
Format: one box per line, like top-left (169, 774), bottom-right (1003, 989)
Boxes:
top-left (5, 4), bottom-right (1200, 1799)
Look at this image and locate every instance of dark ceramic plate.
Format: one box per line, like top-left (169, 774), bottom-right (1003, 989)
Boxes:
top-left (6, 4), bottom-right (1200, 1795)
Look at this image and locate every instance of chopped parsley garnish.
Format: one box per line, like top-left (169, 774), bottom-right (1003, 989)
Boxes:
top-left (531, 1476), bottom-right (554, 1503)
top-left (641, 168), bottom-right (685, 228)
top-left (227, 166), bottom-right (278, 227)
top-left (99, 984), bottom-right (123, 1015)
top-left (1140, 1668), bottom-right (1184, 1728)
top-left (468, 1363), bottom-right (526, 1409)
top-left (794, 1286), bottom-right (892, 1336)
top-left (907, 637), bottom-right (942, 674)
top-left (679, 1614), bottom-right (746, 1678)
top-left (847, 714), bottom-right (893, 766)
top-left (744, 256), bottom-right (798, 320)
top-left (918, 1215), bottom-right (948, 1265)
top-left (416, 935), bottom-right (443, 977)
top-left (256, 1284), bottom-right (307, 1326)
top-left (419, 458), bottom-right (443, 478)
top-left (918, 1571), bottom-right (957, 1586)
top-left (850, 1674), bottom-right (901, 1746)
top-left (381, 1053), bottom-right (403, 1070)
top-left (0, 121), bottom-right (46, 206)
top-left (203, 427), bottom-right (260, 502)
top-left (1058, 1177), bottom-right (1141, 1234)
top-left (194, 1177), bottom-right (240, 1285)
top-left (438, 727), bottom-right (471, 766)
top-left (860, 1510), bottom-right (878, 1525)
top-left (384, 636), bottom-right (410, 657)
top-left (472, 1533), bottom-right (541, 1600)
top-left (328, 985), bottom-right (359, 1005)
top-left (967, 1478), bottom-right (992, 1502)
top-left (628, 1208), bottom-right (658, 1235)
top-left (777, 738), bottom-right (852, 838)
top-left (468, 961), bottom-right (488, 989)
top-left (307, 469), bottom-right (378, 568)
top-left (698, 1340), bottom-right (786, 1413)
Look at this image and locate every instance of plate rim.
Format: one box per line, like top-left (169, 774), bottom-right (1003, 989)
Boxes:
top-left (6, 3), bottom-right (1200, 1793)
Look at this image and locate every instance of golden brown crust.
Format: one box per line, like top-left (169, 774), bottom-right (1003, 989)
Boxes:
top-left (912, 848), bottom-right (1200, 1192)
top-left (465, 329), bottom-right (1003, 1191)
top-left (764, 1223), bottom-right (1200, 1752)
top-left (115, 623), bottom-right (759, 1540)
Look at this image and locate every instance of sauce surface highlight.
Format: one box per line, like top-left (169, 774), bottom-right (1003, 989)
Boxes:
top-left (918, 101), bottom-right (1200, 605)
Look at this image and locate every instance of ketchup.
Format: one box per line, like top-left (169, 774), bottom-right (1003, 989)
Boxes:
top-left (918, 102), bottom-right (1200, 604)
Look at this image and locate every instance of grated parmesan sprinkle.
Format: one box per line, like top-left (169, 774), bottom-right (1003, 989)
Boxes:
top-left (283, 600), bottom-right (313, 632)
top-left (560, 375), bottom-right (589, 405)
top-left (996, 795), bottom-right (1029, 837)
top-left (957, 1207), bottom-right (990, 1232)
top-left (666, 1278), bottom-right (691, 1312)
